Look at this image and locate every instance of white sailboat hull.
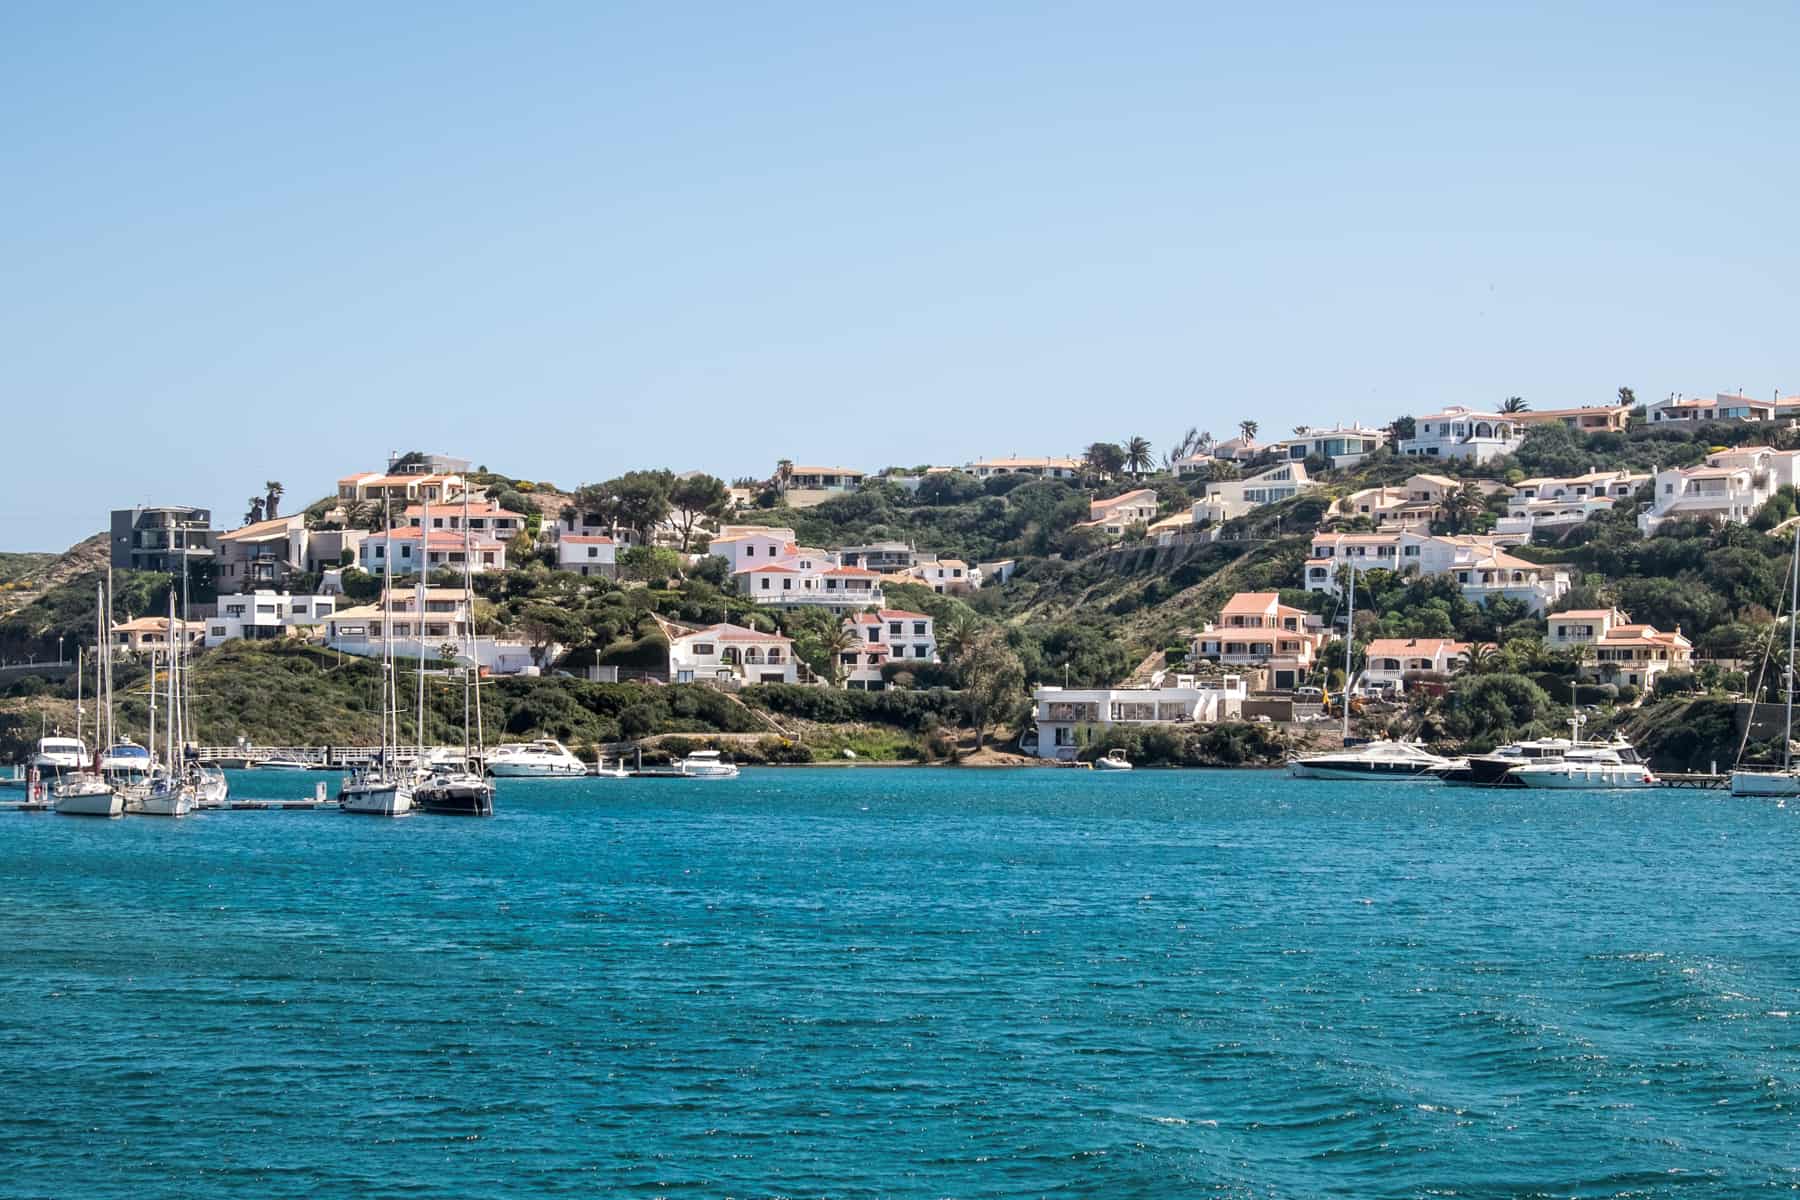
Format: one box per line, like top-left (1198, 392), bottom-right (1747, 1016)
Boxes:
top-left (1730, 770), bottom-right (1800, 797)
top-left (195, 771), bottom-right (229, 807)
top-left (54, 788), bottom-right (123, 817)
top-left (340, 782), bottom-right (414, 816)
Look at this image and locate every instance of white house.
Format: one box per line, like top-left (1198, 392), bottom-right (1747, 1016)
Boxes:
top-left (1193, 462), bottom-right (1313, 525)
top-left (1639, 446), bottom-right (1800, 534)
top-left (736, 552), bottom-right (884, 611)
top-left (967, 456), bottom-right (1083, 480)
top-left (1361, 638), bottom-right (1472, 691)
top-left (1193, 592), bottom-right (1329, 691)
top-left (1269, 424), bottom-right (1388, 469)
top-left (1643, 392), bottom-right (1799, 425)
top-left (359, 528), bottom-right (507, 577)
top-left (1032, 676), bottom-right (1249, 760)
top-left (1076, 488), bottom-right (1160, 537)
top-left (323, 588), bottom-right (537, 675)
top-left (841, 609), bottom-right (938, 689)
top-left (403, 500), bottom-right (528, 540)
top-left (556, 534), bottom-right (617, 578)
top-left (111, 616), bottom-right (204, 655)
top-left (205, 591), bottom-right (340, 646)
top-left (903, 558), bottom-right (978, 595)
top-left (665, 620), bottom-right (799, 685)
top-left (1547, 607), bottom-right (1693, 691)
top-left (1305, 531), bottom-right (1569, 613)
top-left (707, 526), bottom-right (800, 573)
top-left (782, 465), bottom-right (866, 508)
top-left (1399, 408), bottom-right (1523, 463)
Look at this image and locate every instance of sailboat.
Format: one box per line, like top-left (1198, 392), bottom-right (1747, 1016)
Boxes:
top-left (339, 496), bottom-right (415, 816)
top-left (54, 582), bottom-right (123, 817)
top-left (418, 492), bottom-right (495, 815)
top-left (177, 545), bottom-right (227, 808)
top-left (1733, 519), bottom-right (1800, 797)
top-left (137, 595), bottom-right (197, 816)
top-left (1290, 563), bottom-right (1450, 780)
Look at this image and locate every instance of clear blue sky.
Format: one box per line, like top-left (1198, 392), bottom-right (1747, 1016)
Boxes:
top-left (3, 2), bottom-right (1796, 550)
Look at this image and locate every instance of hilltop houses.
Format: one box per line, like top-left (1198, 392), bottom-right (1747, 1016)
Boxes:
top-left (325, 587), bottom-right (537, 675)
top-left (1305, 531), bottom-right (1570, 613)
top-left (1030, 676), bottom-right (1249, 760)
top-left (1269, 424), bottom-right (1388, 469)
top-left (1399, 407), bottom-right (1524, 462)
top-left (109, 505), bottom-right (215, 573)
top-left (1498, 470), bottom-right (1648, 537)
top-left (111, 615), bottom-right (205, 654)
top-left (902, 558), bottom-right (977, 595)
top-left (1548, 607), bottom-right (1692, 690)
top-left (1194, 462), bottom-right (1314, 524)
top-left (782, 466), bottom-right (866, 508)
top-left (556, 534), bottom-right (616, 578)
top-left (1076, 489), bottom-right (1159, 537)
top-left (1512, 403), bottom-right (1634, 433)
top-left (204, 591), bottom-right (340, 646)
top-left (1644, 393), bottom-right (1800, 425)
top-left (1639, 446), bottom-right (1800, 534)
top-left (1361, 638), bottom-right (1473, 692)
top-left (358, 528), bottom-right (507, 577)
top-left (967, 456), bottom-right (1083, 480)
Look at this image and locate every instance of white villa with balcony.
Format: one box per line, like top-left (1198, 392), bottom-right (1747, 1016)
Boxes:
top-left (323, 588), bottom-right (537, 674)
top-left (737, 553), bottom-right (885, 611)
top-left (841, 609), bottom-right (938, 688)
top-left (1305, 531), bottom-right (1568, 613)
top-left (665, 620), bottom-right (799, 686)
top-left (967, 456), bottom-right (1083, 480)
top-left (204, 591), bottom-right (340, 646)
top-left (1193, 592), bottom-right (1328, 691)
top-left (1399, 407), bottom-right (1524, 463)
top-left (1031, 676), bottom-right (1249, 760)
top-left (1193, 462), bottom-right (1314, 524)
top-left (1548, 607), bottom-right (1692, 691)
top-left (1361, 638), bottom-right (1473, 692)
top-left (1076, 488), bottom-right (1160, 537)
top-left (783, 466), bottom-right (867, 508)
top-left (403, 500), bottom-right (528, 540)
top-left (1639, 446), bottom-right (1800, 534)
top-left (1269, 424), bottom-right (1388, 469)
top-left (1496, 472), bottom-right (1646, 537)
top-left (1643, 392), bottom-right (1800, 425)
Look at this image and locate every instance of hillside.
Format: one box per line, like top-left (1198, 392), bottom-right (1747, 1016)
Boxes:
top-left (0, 534), bottom-right (106, 618)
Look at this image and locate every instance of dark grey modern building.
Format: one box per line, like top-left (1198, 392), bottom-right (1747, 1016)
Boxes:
top-left (110, 505), bottom-right (216, 573)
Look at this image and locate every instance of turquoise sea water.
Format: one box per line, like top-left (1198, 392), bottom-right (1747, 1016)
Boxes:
top-left (2, 767), bottom-right (1798, 1197)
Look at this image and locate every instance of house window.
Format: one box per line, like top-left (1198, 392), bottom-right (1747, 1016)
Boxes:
top-left (746, 545), bottom-right (756, 557)
top-left (782, 578), bottom-right (792, 590)
top-left (760, 578), bottom-right (771, 590)
top-left (693, 643), bottom-right (714, 656)
top-left (915, 645), bottom-right (929, 658)
top-left (913, 622), bottom-right (927, 636)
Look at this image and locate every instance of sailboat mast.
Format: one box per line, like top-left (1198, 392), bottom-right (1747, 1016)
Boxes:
top-left (461, 489), bottom-right (473, 765)
top-left (381, 493), bottom-right (396, 772)
top-left (416, 498), bottom-right (428, 769)
top-left (166, 594), bottom-right (179, 771)
top-left (93, 583), bottom-right (104, 767)
top-left (1342, 563), bottom-right (1355, 742)
top-left (75, 645), bottom-right (83, 748)
top-left (465, 489), bottom-right (484, 767)
top-left (1785, 520), bottom-right (1799, 772)
top-left (103, 570), bottom-right (114, 752)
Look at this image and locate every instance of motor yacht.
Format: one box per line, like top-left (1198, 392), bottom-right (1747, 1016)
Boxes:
top-left (416, 770), bottom-right (494, 816)
top-left (30, 736), bottom-right (89, 776)
top-left (1507, 744), bottom-right (1657, 789)
top-left (98, 740), bottom-right (153, 783)
top-left (676, 750), bottom-right (740, 779)
top-left (485, 740), bottom-right (588, 778)
top-left (1435, 737), bottom-right (1578, 787)
top-left (1288, 739), bottom-right (1452, 781)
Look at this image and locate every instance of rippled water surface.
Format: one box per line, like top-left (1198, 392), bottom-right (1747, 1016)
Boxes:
top-left (3, 767), bottom-right (1799, 1197)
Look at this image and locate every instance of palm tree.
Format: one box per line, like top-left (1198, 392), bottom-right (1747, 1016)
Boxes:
top-left (1161, 426), bottom-right (1200, 472)
top-left (773, 459), bottom-right (794, 498)
top-left (1123, 436), bottom-right (1154, 477)
top-left (1445, 481), bottom-right (1485, 533)
top-left (938, 611), bottom-right (983, 664)
top-left (1465, 642), bottom-right (1498, 674)
top-left (821, 622), bottom-right (861, 687)
top-left (1238, 419), bottom-right (1259, 444)
top-left (263, 480), bottom-right (284, 519)
top-left (1500, 396), bottom-right (1529, 414)
top-left (244, 497), bottom-right (264, 525)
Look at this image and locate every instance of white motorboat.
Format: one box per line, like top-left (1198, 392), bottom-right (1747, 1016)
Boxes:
top-left (30, 736), bottom-right (89, 775)
top-left (53, 773), bottom-right (122, 818)
top-left (99, 740), bottom-right (153, 782)
top-left (339, 772), bottom-right (415, 816)
top-left (1507, 745), bottom-right (1657, 789)
top-left (486, 740), bottom-right (589, 778)
top-left (1434, 737), bottom-right (1578, 787)
top-left (1093, 748), bottom-right (1134, 772)
top-left (255, 756), bottom-right (318, 771)
top-left (1289, 739), bottom-right (1452, 781)
top-left (676, 750), bottom-right (740, 778)
top-left (192, 765), bottom-right (229, 808)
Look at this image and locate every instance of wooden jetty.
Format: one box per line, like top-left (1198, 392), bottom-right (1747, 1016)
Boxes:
top-left (1656, 772), bottom-right (1729, 790)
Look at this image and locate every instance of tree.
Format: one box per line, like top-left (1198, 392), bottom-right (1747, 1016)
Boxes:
top-left (619, 545), bottom-right (683, 583)
top-left (1239, 420), bottom-right (1259, 443)
top-left (938, 610), bottom-right (983, 664)
top-left (244, 497), bottom-right (264, 525)
top-left (1123, 436), bottom-right (1154, 477)
top-left (1084, 442), bottom-right (1126, 478)
top-left (264, 481), bottom-right (284, 519)
top-left (773, 459), bottom-right (794, 498)
top-left (821, 621), bottom-right (860, 687)
top-left (668, 474), bottom-right (729, 551)
top-left (956, 627), bottom-right (1025, 750)
top-left (1618, 386), bottom-right (1637, 407)
top-left (1500, 396), bottom-right (1529, 414)
top-left (1443, 481), bottom-right (1486, 534)
top-left (1389, 415), bottom-right (1416, 441)
top-left (1161, 426), bottom-right (1201, 472)
top-left (573, 471), bottom-right (675, 542)
top-left (514, 603), bottom-right (584, 667)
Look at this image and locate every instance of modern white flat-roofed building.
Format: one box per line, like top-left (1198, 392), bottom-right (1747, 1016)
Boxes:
top-left (737, 556), bottom-right (884, 611)
top-left (1639, 446), bottom-right (1800, 534)
top-left (904, 558), bottom-right (977, 594)
top-left (1305, 531), bottom-right (1568, 612)
top-left (782, 466), bottom-right (866, 508)
top-left (1513, 470), bottom-right (1649, 503)
top-left (841, 609), bottom-right (938, 688)
top-left (1399, 408), bottom-right (1523, 463)
top-left (1194, 462), bottom-right (1313, 525)
top-left (1032, 676), bottom-right (1249, 760)
top-left (1644, 393), bottom-right (1800, 425)
top-left (707, 526), bottom-right (799, 573)
top-left (205, 591), bottom-right (340, 646)
top-left (665, 620), bottom-right (799, 686)
top-left (1193, 592), bottom-right (1328, 691)
top-left (1269, 424), bottom-right (1388, 469)
top-left (359, 528), bottom-right (507, 576)
top-left (324, 588), bottom-right (537, 674)
top-left (967, 456), bottom-right (1083, 480)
